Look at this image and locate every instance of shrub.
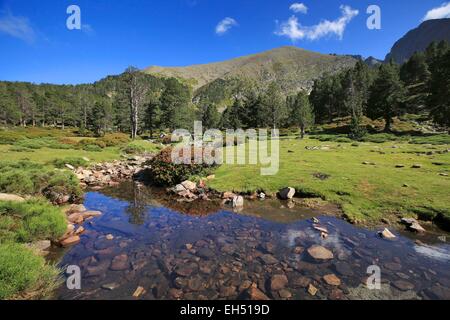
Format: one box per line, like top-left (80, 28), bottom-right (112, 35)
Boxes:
top-left (0, 199), bottom-right (66, 243)
top-left (78, 139), bottom-right (106, 149)
top-left (57, 137), bottom-right (79, 146)
top-left (335, 137), bottom-right (353, 143)
top-left (98, 133), bottom-right (131, 147)
top-left (121, 143), bottom-right (145, 155)
top-left (82, 144), bottom-right (103, 152)
top-left (0, 243), bottom-right (60, 299)
top-left (52, 157), bottom-right (88, 169)
top-left (144, 147), bottom-right (217, 186)
top-left (9, 146), bottom-right (34, 153)
top-left (0, 131), bottom-right (22, 144)
top-left (361, 133), bottom-right (401, 144)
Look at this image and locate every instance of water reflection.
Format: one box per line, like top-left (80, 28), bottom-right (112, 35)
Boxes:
top-left (55, 183), bottom-right (450, 300)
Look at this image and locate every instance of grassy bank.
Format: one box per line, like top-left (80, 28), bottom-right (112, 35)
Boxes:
top-left (0, 200), bottom-right (67, 299)
top-left (209, 135), bottom-right (450, 227)
top-left (0, 127), bottom-right (161, 299)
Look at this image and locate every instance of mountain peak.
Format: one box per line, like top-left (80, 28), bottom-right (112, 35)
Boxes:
top-left (144, 46), bottom-right (356, 91)
top-left (385, 18), bottom-right (450, 63)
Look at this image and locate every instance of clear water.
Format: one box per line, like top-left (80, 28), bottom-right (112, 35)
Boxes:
top-left (55, 183), bottom-right (450, 300)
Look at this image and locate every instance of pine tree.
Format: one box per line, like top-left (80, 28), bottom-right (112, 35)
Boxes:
top-left (159, 78), bottom-right (192, 131)
top-left (290, 91), bottom-right (314, 139)
top-left (264, 82), bottom-right (287, 129)
top-left (367, 62), bottom-right (407, 132)
top-left (428, 49), bottom-right (450, 129)
top-left (201, 104), bottom-right (220, 130)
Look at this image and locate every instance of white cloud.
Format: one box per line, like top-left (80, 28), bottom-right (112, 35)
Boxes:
top-left (423, 2), bottom-right (450, 21)
top-left (290, 3), bottom-right (308, 14)
top-left (275, 5), bottom-right (359, 41)
top-left (215, 17), bottom-right (238, 35)
top-left (0, 11), bottom-right (36, 43)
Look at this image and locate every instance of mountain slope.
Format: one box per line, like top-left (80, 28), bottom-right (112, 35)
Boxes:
top-left (144, 46), bottom-right (357, 93)
top-left (385, 18), bottom-right (450, 64)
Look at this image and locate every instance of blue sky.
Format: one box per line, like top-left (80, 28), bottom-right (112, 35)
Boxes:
top-left (0, 0), bottom-right (449, 84)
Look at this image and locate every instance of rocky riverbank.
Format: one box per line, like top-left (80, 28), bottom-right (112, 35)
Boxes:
top-left (72, 155), bottom-right (154, 190)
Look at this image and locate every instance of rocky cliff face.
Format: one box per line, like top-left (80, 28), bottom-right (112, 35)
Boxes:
top-left (385, 18), bottom-right (450, 64)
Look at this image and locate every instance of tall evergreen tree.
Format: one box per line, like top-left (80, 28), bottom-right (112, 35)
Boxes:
top-left (428, 49), bottom-right (450, 129)
top-left (367, 62), bottom-right (407, 132)
top-left (289, 91), bottom-right (314, 139)
top-left (201, 104), bottom-right (220, 130)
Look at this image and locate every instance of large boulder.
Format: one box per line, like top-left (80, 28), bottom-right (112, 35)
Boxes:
top-left (0, 193), bottom-right (25, 202)
top-left (278, 187), bottom-right (295, 200)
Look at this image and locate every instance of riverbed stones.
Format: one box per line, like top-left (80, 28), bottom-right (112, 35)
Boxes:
top-left (66, 204), bottom-right (87, 214)
top-left (0, 193), bottom-right (25, 202)
top-left (270, 274), bottom-right (288, 291)
top-left (75, 226), bottom-right (85, 235)
top-left (323, 274), bottom-right (341, 286)
top-left (86, 260), bottom-right (110, 277)
top-left (175, 263), bottom-right (198, 277)
top-left (106, 234), bottom-right (114, 240)
top-left (308, 284), bottom-right (318, 296)
top-left (278, 289), bottom-right (292, 299)
top-left (259, 254), bottom-right (278, 265)
top-left (278, 187), bottom-right (295, 200)
top-left (60, 235), bottom-right (80, 247)
top-left (244, 287), bottom-right (270, 300)
top-left (68, 212), bottom-right (84, 224)
top-left (220, 286), bottom-right (237, 298)
top-left (102, 282), bottom-right (120, 291)
top-left (292, 276), bottom-right (311, 288)
top-left (82, 210), bottom-right (102, 219)
top-left (196, 247), bottom-right (215, 259)
top-left (393, 280), bottom-right (415, 291)
top-left (110, 254), bottom-right (129, 271)
top-left (334, 262), bottom-right (354, 276)
top-left (132, 286), bottom-right (146, 298)
top-left (307, 245), bottom-right (334, 261)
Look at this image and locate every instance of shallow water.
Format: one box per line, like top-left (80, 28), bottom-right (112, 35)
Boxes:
top-left (55, 183), bottom-right (450, 300)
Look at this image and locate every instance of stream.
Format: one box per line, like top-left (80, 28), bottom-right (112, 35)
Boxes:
top-left (53, 182), bottom-right (450, 300)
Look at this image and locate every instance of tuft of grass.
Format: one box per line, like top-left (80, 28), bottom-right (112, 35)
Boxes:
top-left (51, 157), bottom-right (88, 169)
top-left (0, 199), bottom-right (67, 243)
top-left (0, 243), bottom-right (61, 300)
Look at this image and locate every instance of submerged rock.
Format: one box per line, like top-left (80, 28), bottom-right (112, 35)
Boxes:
top-left (323, 274), bottom-right (341, 286)
top-left (60, 235), bottom-right (80, 247)
top-left (244, 287), bottom-right (270, 300)
top-left (308, 284), bottom-right (318, 296)
top-left (110, 254), bottom-right (129, 271)
top-left (270, 274), bottom-right (288, 291)
top-left (307, 245), bottom-right (334, 261)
